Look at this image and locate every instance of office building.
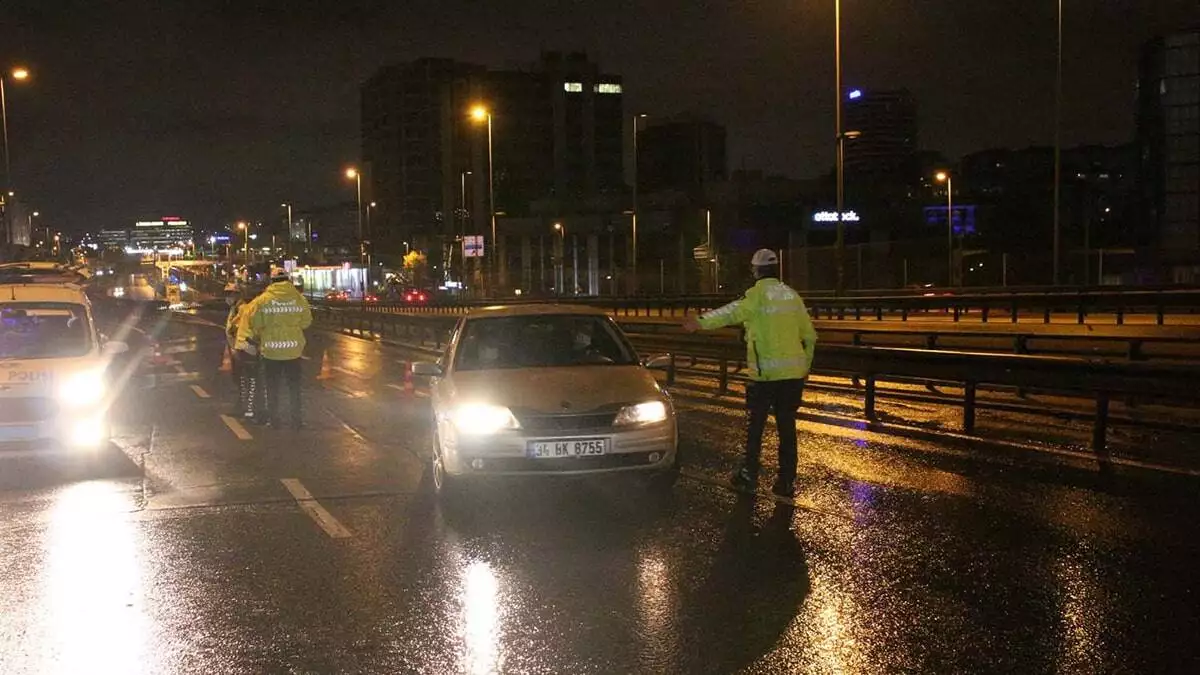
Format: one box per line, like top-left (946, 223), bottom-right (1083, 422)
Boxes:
top-left (128, 218), bottom-right (193, 252)
top-left (636, 114), bottom-right (727, 197)
top-left (1138, 29), bottom-right (1200, 278)
top-left (361, 52), bottom-right (624, 270)
top-left (843, 88), bottom-right (919, 185)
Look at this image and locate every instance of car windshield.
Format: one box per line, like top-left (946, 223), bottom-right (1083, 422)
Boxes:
top-left (455, 314), bottom-right (638, 371)
top-left (0, 302), bottom-right (92, 359)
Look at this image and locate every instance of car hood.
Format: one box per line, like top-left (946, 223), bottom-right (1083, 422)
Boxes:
top-left (447, 365), bottom-right (663, 413)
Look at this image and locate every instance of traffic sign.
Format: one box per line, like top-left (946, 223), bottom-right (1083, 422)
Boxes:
top-left (463, 235), bottom-right (485, 258)
top-left (693, 244), bottom-right (711, 261)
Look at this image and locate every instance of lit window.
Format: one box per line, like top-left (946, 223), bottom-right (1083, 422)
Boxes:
top-left (564, 82), bottom-right (583, 93)
top-left (595, 83), bottom-right (622, 94)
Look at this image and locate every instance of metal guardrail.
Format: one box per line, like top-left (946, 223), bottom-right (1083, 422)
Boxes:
top-left (315, 307), bottom-right (1200, 455)
top-left (333, 287), bottom-right (1200, 326)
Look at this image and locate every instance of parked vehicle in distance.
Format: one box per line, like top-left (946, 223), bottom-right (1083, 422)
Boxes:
top-left (403, 289), bottom-right (428, 304)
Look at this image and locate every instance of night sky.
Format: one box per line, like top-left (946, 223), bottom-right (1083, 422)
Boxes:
top-left (2, 0), bottom-right (1195, 235)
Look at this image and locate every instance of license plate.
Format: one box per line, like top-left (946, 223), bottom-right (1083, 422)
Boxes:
top-left (527, 438), bottom-right (608, 459)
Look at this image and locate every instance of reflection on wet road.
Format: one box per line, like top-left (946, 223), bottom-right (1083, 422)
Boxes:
top-left (0, 311), bottom-right (1198, 673)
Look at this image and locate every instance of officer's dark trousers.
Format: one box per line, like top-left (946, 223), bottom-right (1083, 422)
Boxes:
top-left (744, 378), bottom-right (806, 481)
top-left (263, 358), bottom-right (303, 426)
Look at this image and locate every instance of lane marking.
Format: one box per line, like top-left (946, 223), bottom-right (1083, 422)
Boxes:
top-left (415, 389), bottom-right (429, 398)
top-left (301, 355), bottom-right (311, 361)
top-left (321, 407), bottom-right (368, 442)
top-left (386, 383), bottom-right (405, 392)
top-left (280, 478), bottom-right (353, 539)
top-left (333, 366), bottom-right (360, 377)
top-left (190, 385), bottom-right (211, 399)
top-left (220, 414), bottom-right (253, 440)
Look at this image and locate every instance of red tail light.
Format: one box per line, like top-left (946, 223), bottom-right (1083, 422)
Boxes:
top-left (418, 293), bottom-right (426, 301)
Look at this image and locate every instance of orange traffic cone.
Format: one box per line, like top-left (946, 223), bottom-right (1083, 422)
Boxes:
top-left (316, 353), bottom-right (333, 381)
top-left (218, 346), bottom-right (233, 373)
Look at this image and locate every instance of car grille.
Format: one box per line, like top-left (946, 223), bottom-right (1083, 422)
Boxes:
top-left (516, 412), bottom-right (617, 432)
top-left (473, 452), bottom-right (659, 473)
top-left (0, 397), bottom-right (56, 424)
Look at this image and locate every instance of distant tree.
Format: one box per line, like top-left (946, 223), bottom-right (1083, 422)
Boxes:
top-left (402, 250), bottom-right (428, 287)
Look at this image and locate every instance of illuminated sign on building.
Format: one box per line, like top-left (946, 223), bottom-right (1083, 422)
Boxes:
top-left (595, 83), bottom-right (622, 94)
top-left (563, 82), bottom-right (583, 93)
top-left (923, 205), bottom-right (977, 235)
top-left (812, 210), bottom-right (861, 223)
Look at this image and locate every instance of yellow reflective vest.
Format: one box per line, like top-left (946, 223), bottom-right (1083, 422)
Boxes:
top-left (697, 277), bottom-right (818, 381)
top-left (244, 281), bottom-right (313, 360)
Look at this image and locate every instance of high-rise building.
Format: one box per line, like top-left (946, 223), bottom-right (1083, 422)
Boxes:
top-left (1138, 29), bottom-right (1200, 279)
top-left (843, 88), bottom-right (919, 185)
top-left (361, 52), bottom-right (624, 256)
top-left (636, 114), bottom-right (727, 197)
top-left (128, 218), bottom-right (193, 252)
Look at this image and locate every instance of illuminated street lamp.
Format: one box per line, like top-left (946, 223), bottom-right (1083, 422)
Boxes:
top-left (470, 105), bottom-right (496, 296)
top-left (1, 66), bottom-right (31, 244)
top-left (1, 66), bottom-right (30, 192)
top-left (238, 221), bottom-right (249, 266)
top-left (345, 167), bottom-right (364, 269)
top-left (936, 172), bottom-right (955, 287)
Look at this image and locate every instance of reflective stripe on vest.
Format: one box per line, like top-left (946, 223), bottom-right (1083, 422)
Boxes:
top-left (264, 340), bottom-right (302, 350)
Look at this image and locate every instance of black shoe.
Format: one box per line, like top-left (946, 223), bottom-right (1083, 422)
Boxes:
top-left (771, 478), bottom-right (795, 500)
top-left (730, 467), bottom-right (758, 493)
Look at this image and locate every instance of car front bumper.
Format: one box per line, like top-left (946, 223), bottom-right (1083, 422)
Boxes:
top-left (438, 418), bottom-right (678, 478)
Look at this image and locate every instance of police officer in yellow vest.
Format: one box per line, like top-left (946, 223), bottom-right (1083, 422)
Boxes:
top-left (684, 249), bottom-right (818, 498)
top-left (244, 267), bottom-right (313, 429)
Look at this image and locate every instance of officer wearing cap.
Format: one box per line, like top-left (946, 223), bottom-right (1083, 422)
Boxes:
top-left (243, 266), bottom-right (312, 429)
top-left (684, 249), bottom-right (818, 498)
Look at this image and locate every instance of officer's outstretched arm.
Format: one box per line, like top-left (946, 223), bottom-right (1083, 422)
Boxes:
top-left (697, 295), bottom-right (751, 330)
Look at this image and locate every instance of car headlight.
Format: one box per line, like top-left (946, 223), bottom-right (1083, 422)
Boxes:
top-left (57, 369), bottom-right (107, 408)
top-left (451, 403), bottom-right (520, 435)
top-left (614, 401), bottom-right (669, 426)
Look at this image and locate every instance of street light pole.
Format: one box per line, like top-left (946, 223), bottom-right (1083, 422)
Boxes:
top-left (238, 222), bottom-right (249, 268)
top-left (631, 113), bottom-right (646, 295)
top-left (937, 172), bottom-right (954, 286)
top-left (486, 115), bottom-right (496, 294)
top-left (471, 106), bottom-right (496, 296)
top-left (281, 203), bottom-right (292, 256)
top-left (1052, 0), bottom-right (1063, 286)
top-left (834, 0), bottom-right (846, 296)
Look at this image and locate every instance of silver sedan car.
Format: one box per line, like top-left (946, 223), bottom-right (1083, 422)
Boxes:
top-left (413, 305), bottom-right (678, 497)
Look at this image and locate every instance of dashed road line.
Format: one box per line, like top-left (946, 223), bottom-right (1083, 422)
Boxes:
top-left (322, 407), bottom-right (367, 442)
top-left (190, 385), bottom-right (211, 399)
top-left (332, 366), bottom-right (360, 377)
top-left (220, 414), bottom-right (254, 440)
top-left (280, 478), bottom-right (353, 539)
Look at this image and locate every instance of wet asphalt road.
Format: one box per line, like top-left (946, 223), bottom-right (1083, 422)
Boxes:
top-left (2, 308), bottom-right (1200, 674)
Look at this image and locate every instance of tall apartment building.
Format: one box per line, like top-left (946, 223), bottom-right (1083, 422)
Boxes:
top-left (361, 52), bottom-right (624, 257)
top-left (636, 114), bottom-right (727, 198)
top-left (1138, 28), bottom-right (1200, 279)
top-left (842, 88), bottom-right (919, 185)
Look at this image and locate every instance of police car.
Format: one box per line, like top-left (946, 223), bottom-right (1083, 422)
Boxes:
top-left (0, 275), bottom-right (127, 449)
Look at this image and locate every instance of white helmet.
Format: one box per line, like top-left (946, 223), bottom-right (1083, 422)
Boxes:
top-left (751, 249), bottom-right (779, 267)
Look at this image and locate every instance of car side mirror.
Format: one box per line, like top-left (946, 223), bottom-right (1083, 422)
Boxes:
top-left (412, 361), bottom-right (443, 377)
top-left (643, 354), bottom-right (672, 370)
top-left (103, 341), bottom-right (129, 355)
